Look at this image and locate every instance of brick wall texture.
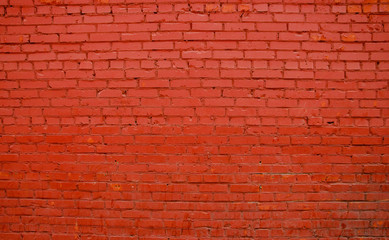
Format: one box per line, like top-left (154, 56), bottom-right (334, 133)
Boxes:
top-left (1, 0), bottom-right (389, 239)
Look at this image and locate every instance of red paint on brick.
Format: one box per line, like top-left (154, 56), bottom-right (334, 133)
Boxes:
top-left (0, 1), bottom-right (388, 239)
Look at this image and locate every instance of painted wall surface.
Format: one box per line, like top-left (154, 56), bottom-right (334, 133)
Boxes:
top-left (0, 0), bottom-right (388, 239)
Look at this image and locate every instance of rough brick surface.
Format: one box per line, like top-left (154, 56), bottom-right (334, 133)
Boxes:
top-left (0, 0), bottom-right (389, 239)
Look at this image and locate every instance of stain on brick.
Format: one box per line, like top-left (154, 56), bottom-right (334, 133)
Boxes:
top-left (348, 5), bottom-right (362, 13)
top-left (341, 33), bottom-right (356, 42)
top-left (221, 4), bottom-right (236, 13)
top-left (205, 4), bottom-right (219, 12)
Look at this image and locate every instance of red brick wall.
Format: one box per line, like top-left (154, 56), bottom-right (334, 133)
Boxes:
top-left (1, 0), bottom-right (388, 239)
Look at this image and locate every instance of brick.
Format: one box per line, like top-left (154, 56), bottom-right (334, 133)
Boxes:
top-left (221, 4), bottom-right (236, 13)
top-left (348, 5), bottom-right (362, 13)
top-left (184, 32), bottom-right (214, 40)
top-left (284, 70), bottom-right (314, 79)
top-left (117, 51), bottom-right (148, 59)
top-left (245, 51), bottom-right (275, 59)
top-left (23, 16), bottom-right (52, 25)
top-left (256, 23), bottom-right (286, 31)
top-left (145, 14), bottom-right (175, 22)
top-left (192, 23), bottom-right (222, 31)
top-left (128, 23), bottom-right (158, 31)
top-left (53, 16), bottom-right (82, 25)
top-left (340, 52), bottom-right (370, 61)
top-left (97, 24), bottom-right (127, 32)
top-left (160, 23), bottom-right (190, 31)
top-left (270, 42), bottom-right (300, 50)
top-left (302, 42), bottom-right (331, 51)
top-left (189, 69), bottom-right (219, 78)
top-left (111, 42), bottom-right (141, 51)
top-left (158, 69), bottom-right (187, 78)
top-left (247, 32), bottom-right (278, 40)
top-left (289, 23), bottom-right (318, 31)
top-left (90, 33), bottom-right (120, 42)
top-left (215, 32), bottom-right (246, 40)
top-left (143, 42), bottom-right (173, 50)
top-left (67, 24), bottom-right (96, 33)
top-left (0, 54), bottom-right (26, 62)
top-left (221, 70), bottom-right (250, 78)
top-left (20, 44), bottom-right (49, 53)
top-left (274, 14), bottom-right (305, 22)
top-left (182, 51), bottom-right (212, 59)
top-left (213, 50), bottom-right (243, 59)
top-left (205, 4), bottom-right (220, 12)
top-left (37, 25), bottom-right (67, 34)
top-left (151, 32), bottom-right (182, 41)
top-left (306, 13), bottom-right (336, 22)
top-left (242, 13), bottom-right (272, 22)
top-left (210, 13), bottom-right (240, 22)
top-left (87, 52), bottom-right (117, 60)
top-left (178, 13), bottom-right (208, 22)
top-left (60, 34), bottom-right (88, 42)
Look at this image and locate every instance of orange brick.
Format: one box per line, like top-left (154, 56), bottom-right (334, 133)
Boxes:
top-left (341, 33), bottom-right (356, 42)
top-left (222, 4), bottom-right (236, 13)
top-left (238, 4), bottom-right (252, 12)
top-left (362, 4), bottom-right (378, 13)
top-left (205, 4), bottom-right (220, 12)
top-left (347, 5), bottom-right (362, 13)
top-left (379, 4), bottom-right (389, 12)
top-left (311, 34), bottom-right (327, 42)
